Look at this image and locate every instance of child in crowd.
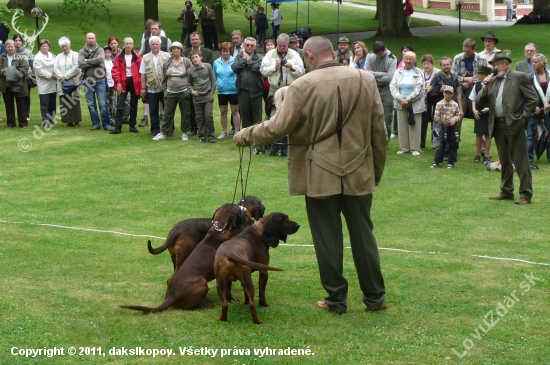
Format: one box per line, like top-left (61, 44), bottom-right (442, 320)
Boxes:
top-left (431, 85), bottom-right (461, 169)
top-left (103, 46), bottom-right (117, 126)
top-left (188, 49), bottom-right (216, 143)
top-left (469, 65), bottom-right (492, 165)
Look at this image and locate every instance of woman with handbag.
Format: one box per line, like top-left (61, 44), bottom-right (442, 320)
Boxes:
top-left (54, 36), bottom-right (82, 127)
top-left (390, 51), bottom-right (425, 156)
top-left (0, 39), bottom-right (29, 128)
top-left (13, 34), bottom-right (34, 122)
top-left (34, 40), bottom-right (57, 127)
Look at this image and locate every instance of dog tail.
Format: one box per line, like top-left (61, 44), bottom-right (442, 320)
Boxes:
top-left (120, 296), bottom-right (176, 313)
top-left (227, 253), bottom-right (283, 271)
top-left (147, 239), bottom-right (172, 255)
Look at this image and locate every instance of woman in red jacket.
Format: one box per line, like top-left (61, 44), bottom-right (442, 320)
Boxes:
top-left (110, 37), bottom-right (142, 134)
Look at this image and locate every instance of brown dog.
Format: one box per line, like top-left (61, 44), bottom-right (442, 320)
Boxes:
top-left (214, 212), bottom-right (300, 324)
top-left (120, 204), bottom-right (252, 313)
top-left (147, 196), bottom-right (265, 271)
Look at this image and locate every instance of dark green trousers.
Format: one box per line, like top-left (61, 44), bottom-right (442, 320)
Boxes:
top-left (305, 194), bottom-right (386, 313)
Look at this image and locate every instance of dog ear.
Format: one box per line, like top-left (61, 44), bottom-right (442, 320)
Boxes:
top-left (257, 201), bottom-right (266, 220)
top-left (261, 213), bottom-right (284, 247)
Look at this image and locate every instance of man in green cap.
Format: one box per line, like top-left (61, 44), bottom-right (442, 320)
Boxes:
top-left (336, 36), bottom-right (352, 63)
top-left (477, 51), bottom-right (538, 205)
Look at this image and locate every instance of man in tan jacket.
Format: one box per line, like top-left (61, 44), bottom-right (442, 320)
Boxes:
top-left (234, 36), bottom-right (388, 313)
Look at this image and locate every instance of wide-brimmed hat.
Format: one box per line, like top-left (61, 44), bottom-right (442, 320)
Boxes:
top-left (476, 65), bottom-right (492, 75)
top-left (170, 41), bottom-right (185, 53)
top-left (480, 31), bottom-right (499, 44)
top-left (489, 51), bottom-right (512, 65)
top-left (443, 85), bottom-right (454, 94)
top-left (338, 35), bottom-right (350, 44)
top-left (289, 34), bottom-right (300, 43)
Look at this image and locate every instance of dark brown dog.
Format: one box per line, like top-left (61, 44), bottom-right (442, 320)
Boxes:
top-left (214, 212), bottom-right (300, 324)
top-left (120, 204), bottom-right (252, 313)
top-left (147, 196), bottom-right (265, 271)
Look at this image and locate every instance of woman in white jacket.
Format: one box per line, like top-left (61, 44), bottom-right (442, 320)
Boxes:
top-left (53, 36), bottom-right (82, 127)
top-left (390, 51), bottom-right (425, 155)
top-left (34, 39), bottom-right (57, 127)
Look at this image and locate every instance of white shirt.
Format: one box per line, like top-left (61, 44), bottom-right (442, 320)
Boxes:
top-left (104, 59), bottom-right (114, 87)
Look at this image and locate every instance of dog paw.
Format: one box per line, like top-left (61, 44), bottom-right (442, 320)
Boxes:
top-left (259, 301), bottom-right (270, 307)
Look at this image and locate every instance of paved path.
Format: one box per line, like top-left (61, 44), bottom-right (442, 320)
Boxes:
top-left (317, 1), bottom-right (515, 43)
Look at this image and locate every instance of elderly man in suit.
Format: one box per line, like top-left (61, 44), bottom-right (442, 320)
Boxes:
top-left (515, 43), bottom-right (538, 75)
top-left (234, 36), bottom-right (388, 314)
top-left (478, 52), bottom-right (538, 205)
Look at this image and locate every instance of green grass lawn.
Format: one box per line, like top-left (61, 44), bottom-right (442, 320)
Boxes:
top-left (350, 0), bottom-right (488, 21)
top-left (1, 4), bottom-right (549, 365)
top-left (7, 0), bottom-right (438, 56)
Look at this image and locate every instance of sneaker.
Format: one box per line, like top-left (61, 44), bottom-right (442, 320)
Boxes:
top-left (390, 133), bottom-right (397, 139)
top-left (253, 147), bottom-right (259, 155)
top-left (482, 157), bottom-right (490, 165)
top-left (199, 138), bottom-right (206, 143)
top-left (152, 133), bottom-right (165, 140)
top-left (447, 163), bottom-right (454, 169)
top-left (396, 150), bottom-right (405, 155)
top-left (530, 163), bottom-right (539, 170)
top-left (139, 116), bottom-right (149, 127)
top-left (181, 133), bottom-right (188, 141)
top-left (474, 155), bottom-right (481, 163)
top-left (90, 125), bottom-right (101, 130)
top-left (228, 130), bottom-right (236, 135)
top-left (430, 162), bottom-right (438, 168)
top-left (208, 137), bottom-right (216, 143)
top-left (218, 132), bottom-right (228, 139)
top-left (412, 151), bottom-right (421, 156)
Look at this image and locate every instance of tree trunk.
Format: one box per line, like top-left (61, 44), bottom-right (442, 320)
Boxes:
top-left (375, 0), bottom-right (412, 38)
top-left (213, 4), bottom-right (225, 35)
top-left (7, 0), bottom-right (35, 13)
top-left (533, 0), bottom-right (550, 14)
top-left (374, 0), bottom-right (380, 20)
top-left (143, 0), bottom-right (159, 23)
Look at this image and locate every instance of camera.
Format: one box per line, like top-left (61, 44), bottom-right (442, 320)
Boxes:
top-left (280, 59), bottom-right (287, 66)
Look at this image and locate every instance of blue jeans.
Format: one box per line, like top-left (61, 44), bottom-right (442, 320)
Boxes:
top-left (526, 114), bottom-right (550, 163)
top-left (84, 80), bottom-right (111, 128)
top-left (507, 9), bottom-right (513, 21)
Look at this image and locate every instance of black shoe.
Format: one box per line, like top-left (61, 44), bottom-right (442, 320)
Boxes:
top-left (110, 129), bottom-right (121, 134)
top-left (90, 125), bottom-right (101, 130)
top-left (199, 138), bottom-right (206, 143)
top-left (474, 155), bottom-right (481, 163)
top-left (129, 127), bottom-right (139, 133)
top-left (208, 137), bottom-right (215, 143)
top-left (530, 163), bottom-right (539, 170)
top-left (188, 131), bottom-right (197, 136)
top-left (482, 157), bottom-right (490, 165)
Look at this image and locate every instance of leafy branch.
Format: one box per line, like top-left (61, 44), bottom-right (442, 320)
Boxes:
top-left (55, 0), bottom-right (111, 32)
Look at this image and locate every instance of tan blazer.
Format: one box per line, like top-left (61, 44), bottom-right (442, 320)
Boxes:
top-left (237, 61), bottom-right (388, 198)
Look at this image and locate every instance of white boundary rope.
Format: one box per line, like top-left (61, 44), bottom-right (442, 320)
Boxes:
top-left (1, 219), bottom-right (548, 267)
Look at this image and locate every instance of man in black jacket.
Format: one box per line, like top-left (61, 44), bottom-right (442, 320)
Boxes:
top-left (231, 37), bottom-right (263, 129)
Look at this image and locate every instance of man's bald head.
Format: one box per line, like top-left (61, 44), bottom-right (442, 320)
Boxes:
top-left (303, 37), bottom-right (335, 71)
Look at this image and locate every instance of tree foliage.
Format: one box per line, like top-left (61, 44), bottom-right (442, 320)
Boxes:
top-left (56, 0), bottom-right (111, 31)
